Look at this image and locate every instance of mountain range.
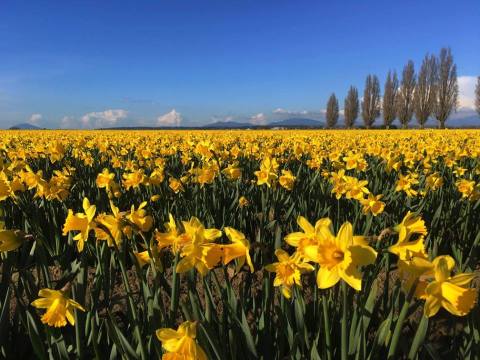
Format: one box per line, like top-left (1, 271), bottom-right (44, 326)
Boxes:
top-left (8, 123), bottom-right (42, 130)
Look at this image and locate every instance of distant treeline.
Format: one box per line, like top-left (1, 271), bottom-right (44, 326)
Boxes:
top-left (325, 48), bottom-right (480, 129)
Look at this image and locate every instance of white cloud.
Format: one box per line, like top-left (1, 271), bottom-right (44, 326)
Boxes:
top-left (29, 113), bottom-right (42, 125)
top-left (272, 108), bottom-right (309, 115)
top-left (81, 109), bottom-right (128, 128)
top-left (60, 116), bottom-right (75, 129)
top-left (157, 109), bottom-right (183, 126)
top-left (458, 76), bottom-right (477, 110)
top-left (250, 112), bottom-right (268, 125)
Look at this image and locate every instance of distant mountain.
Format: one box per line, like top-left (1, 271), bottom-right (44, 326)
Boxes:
top-left (269, 118), bottom-right (324, 128)
top-left (203, 121), bottom-right (252, 129)
top-left (202, 118), bottom-right (325, 129)
top-left (9, 123), bottom-right (42, 130)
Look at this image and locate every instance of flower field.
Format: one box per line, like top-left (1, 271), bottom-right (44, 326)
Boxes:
top-left (0, 129), bottom-right (479, 359)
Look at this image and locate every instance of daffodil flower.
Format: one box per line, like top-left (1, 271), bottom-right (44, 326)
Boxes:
top-left (265, 249), bottom-right (314, 299)
top-left (62, 197), bottom-right (96, 252)
top-left (389, 211), bottom-right (427, 260)
top-left (284, 216), bottom-right (331, 256)
top-left (419, 257), bottom-right (477, 317)
top-left (222, 227), bottom-right (254, 273)
top-left (304, 221), bottom-right (377, 291)
top-left (156, 321), bottom-right (207, 360)
top-left (155, 214), bottom-right (190, 253)
top-left (0, 229), bottom-right (25, 252)
top-left (175, 217), bottom-right (222, 276)
top-left (31, 289), bottom-right (85, 327)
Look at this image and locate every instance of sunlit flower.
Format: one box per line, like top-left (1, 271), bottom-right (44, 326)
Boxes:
top-left (155, 214), bottom-right (190, 253)
top-left (418, 257), bottom-right (477, 317)
top-left (238, 196), bottom-right (249, 208)
top-left (156, 321), bottom-right (207, 360)
top-left (389, 211), bottom-right (428, 261)
top-left (62, 198), bottom-right (96, 252)
top-left (31, 289), bottom-right (85, 327)
top-left (279, 170), bottom-right (296, 190)
top-left (265, 249), bottom-right (314, 298)
top-left (284, 216), bottom-right (331, 256)
top-left (359, 194), bottom-right (385, 216)
top-left (175, 217), bottom-right (222, 276)
top-left (96, 168), bottom-right (115, 190)
top-left (169, 177), bottom-right (184, 193)
top-left (303, 221), bottom-right (377, 291)
top-left (222, 227), bottom-right (254, 272)
top-left (0, 229), bottom-right (25, 252)
top-left (126, 201), bottom-right (153, 233)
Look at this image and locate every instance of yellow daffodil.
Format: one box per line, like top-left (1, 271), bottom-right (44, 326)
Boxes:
top-left (254, 156), bottom-right (278, 187)
top-left (122, 170), bottom-right (145, 190)
top-left (395, 173), bottom-right (419, 197)
top-left (126, 201), bottom-right (153, 233)
top-left (0, 172), bottom-right (12, 201)
top-left (389, 212), bottom-right (428, 261)
top-left (175, 217), bottom-right (222, 276)
top-left (169, 177), bottom-right (184, 193)
top-left (94, 201), bottom-right (125, 247)
top-left (265, 249), bottom-right (314, 299)
top-left (62, 197), bottom-right (96, 252)
top-left (155, 214), bottom-right (190, 253)
top-left (238, 196), bottom-right (249, 208)
top-left (284, 216), bottom-right (331, 256)
top-left (360, 194), bottom-right (385, 216)
top-left (0, 229), bottom-right (25, 252)
top-left (222, 227), bottom-right (254, 273)
top-left (419, 257), bottom-right (477, 317)
top-left (303, 221), bottom-right (377, 291)
top-left (222, 162), bottom-right (242, 180)
top-left (31, 289), bottom-right (85, 327)
top-left (279, 170), bottom-right (295, 190)
top-left (96, 168), bottom-right (115, 190)
top-left (156, 321), bottom-right (207, 360)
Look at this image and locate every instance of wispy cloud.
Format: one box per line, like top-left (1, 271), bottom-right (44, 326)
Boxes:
top-left (458, 75), bottom-right (477, 110)
top-left (250, 112), bottom-right (268, 125)
top-left (81, 109), bottom-right (128, 128)
top-left (29, 113), bottom-right (42, 125)
top-left (157, 109), bottom-right (183, 126)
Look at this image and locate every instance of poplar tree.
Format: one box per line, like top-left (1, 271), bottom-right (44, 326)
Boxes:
top-left (383, 71), bottom-right (398, 129)
top-left (362, 75), bottom-right (381, 129)
top-left (344, 86), bottom-right (359, 128)
top-left (434, 47), bottom-right (458, 129)
top-left (326, 93), bottom-right (339, 128)
top-left (396, 60), bottom-right (416, 129)
top-left (415, 54), bottom-right (437, 129)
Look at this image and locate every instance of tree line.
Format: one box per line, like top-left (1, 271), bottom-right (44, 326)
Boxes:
top-left (325, 47), bottom-right (479, 129)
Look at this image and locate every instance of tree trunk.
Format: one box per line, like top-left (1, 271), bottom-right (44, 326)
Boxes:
top-left (439, 120), bottom-right (445, 129)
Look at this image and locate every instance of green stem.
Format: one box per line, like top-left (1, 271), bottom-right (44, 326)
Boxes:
top-left (170, 252), bottom-right (180, 325)
top-left (116, 246), bottom-right (147, 360)
top-left (341, 281), bottom-right (348, 360)
top-left (407, 315), bottom-right (429, 359)
top-left (322, 293), bottom-right (332, 360)
top-left (387, 284), bottom-right (416, 359)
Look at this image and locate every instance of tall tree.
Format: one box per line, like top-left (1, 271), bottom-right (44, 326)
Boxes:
top-left (362, 75), bottom-right (381, 129)
top-left (475, 76), bottom-right (480, 117)
top-left (344, 86), bottom-right (359, 128)
top-left (326, 93), bottom-right (339, 128)
top-left (396, 60), bottom-right (416, 129)
top-left (383, 71), bottom-right (398, 129)
top-left (414, 54), bottom-right (437, 129)
top-left (434, 47), bottom-right (458, 129)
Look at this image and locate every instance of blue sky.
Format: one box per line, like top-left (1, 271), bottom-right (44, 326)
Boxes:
top-left (0, 0), bottom-right (479, 128)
